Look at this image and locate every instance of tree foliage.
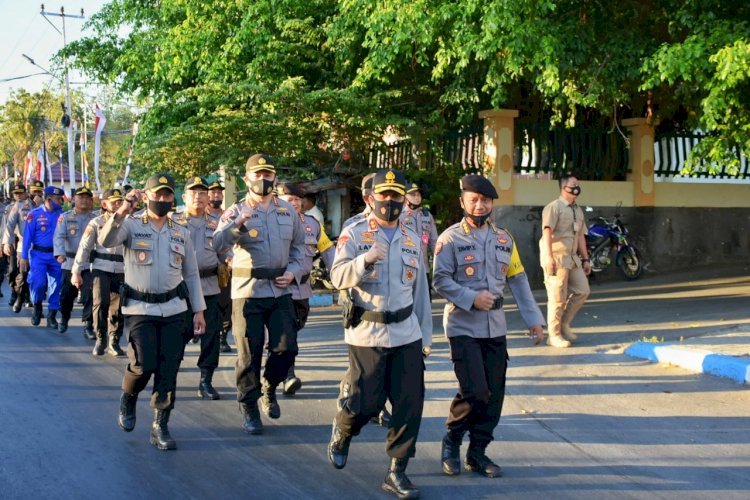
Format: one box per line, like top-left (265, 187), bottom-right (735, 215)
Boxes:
top-left (59, 0), bottom-right (750, 183)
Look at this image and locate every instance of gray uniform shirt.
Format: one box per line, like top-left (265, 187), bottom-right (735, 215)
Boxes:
top-left (290, 213), bottom-right (334, 301)
top-left (2, 200), bottom-right (34, 252)
top-left (331, 216), bottom-right (432, 348)
top-left (400, 206), bottom-right (438, 268)
top-left (53, 209), bottom-right (97, 271)
top-left (99, 213), bottom-right (206, 317)
top-left (172, 211), bottom-right (220, 297)
top-left (72, 213), bottom-right (125, 275)
top-left (433, 219), bottom-right (545, 339)
top-left (213, 195), bottom-right (305, 300)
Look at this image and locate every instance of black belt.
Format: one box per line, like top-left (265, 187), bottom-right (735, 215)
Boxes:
top-left (32, 245), bottom-right (53, 253)
top-left (472, 297), bottom-right (504, 311)
top-left (120, 281), bottom-right (188, 305)
top-left (91, 251), bottom-right (124, 262)
top-left (355, 304), bottom-right (413, 324)
top-left (233, 267), bottom-right (286, 280)
top-left (66, 251), bottom-right (77, 258)
top-left (300, 274), bottom-right (310, 284)
top-left (199, 267), bottom-right (218, 278)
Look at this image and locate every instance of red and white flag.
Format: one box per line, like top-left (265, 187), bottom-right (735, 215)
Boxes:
top-left (93, 104), bottom-right (106, 192)
top-left (23, 151), bottom-right (33, 184)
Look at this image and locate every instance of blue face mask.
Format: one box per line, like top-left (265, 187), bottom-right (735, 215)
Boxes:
top-left (49, 199), bottom-right (62, 211)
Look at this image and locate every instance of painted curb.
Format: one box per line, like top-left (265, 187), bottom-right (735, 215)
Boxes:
top-left (625, 342), bottom-right (750, 385)
top-left (310, 293), bottom-right (334, 307)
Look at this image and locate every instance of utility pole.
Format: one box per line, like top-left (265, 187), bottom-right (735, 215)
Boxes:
top-left (40, 4), bottom-right (85, 197)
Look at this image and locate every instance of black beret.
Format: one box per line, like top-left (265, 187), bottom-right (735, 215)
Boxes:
top-left (145, 173), bottom-right (175, 193)
top-left (246, 153), bottom-right (276, 173)
top-left (277, 182), bottom-right (305, 198)
top-left (372, 169), bottom-right (407, 195)
top-left (460, 174), bottom-right (498, 199)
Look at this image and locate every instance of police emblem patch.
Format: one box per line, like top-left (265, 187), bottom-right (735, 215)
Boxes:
top-left (421, 234), bottom-right (429, 245)
top-left (464, 254), bottom-right (475, 261)
top-left (249, 228), bottom-right (258, 238)
top-left (465, 266), bottom-right (475, 277)
top-left (305, 225), bottom-right (312, 232)
top-left (435, 242), bottom-right (443, 255)
top-left (175, 254), bottom-right (182, 265)
top-left (57, 215), bottom-right (64, 224)
top-left (406, 269), bottom-right (414, 281)
top-left (498, 237), bottom-right (508, 244)
top-left (501, 263), bottom-right (508, 274)
top-left (69, 228), bottom-right (76, 235)
top-left (337, 235), bottom-right (349, 251)
top-left (40, 226), bottom-right (46, 232)
top-left (137, 251), bottom-right (147, 263)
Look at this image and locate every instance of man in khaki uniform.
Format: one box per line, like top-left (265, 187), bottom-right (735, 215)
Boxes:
top-left (539, 173), bottom-right (592, 348)
top-left (101, 173), bottom-right (206, 451)
top-left (72, 189), bottom-right (126, 356)
top-left (213, 153), bottom-right (306, 435)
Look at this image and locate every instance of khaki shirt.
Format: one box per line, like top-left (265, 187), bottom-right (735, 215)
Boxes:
top-left (2, 199), bottom-right (35, 251)
top-left (540, 196), bottom-right (587, 269)
top-left (290, 213), bottom-right (334, 301)
top-left (331, 215), bottom-right (432, 348)
top-left (213, 195), bottom-right (305, 299)
top-left (400, 206), bottom-right (438, 267)
top-left (72, 213), bottom-right (125, 275)
top-left (99, 213), bottom-right (206, 317)
top-left (172, 211), bottom-right (220, 297)
top-left (53, 209), bottom-right (97, 271)
top-left (433, 220), bottom-right (545, 339)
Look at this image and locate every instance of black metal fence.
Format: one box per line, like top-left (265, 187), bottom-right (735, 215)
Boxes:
top-left (654, 131), bottom-right (749, 178)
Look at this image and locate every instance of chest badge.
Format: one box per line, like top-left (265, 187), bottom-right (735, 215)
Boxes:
top-left (406, 269), bottom-right (415, 281)
top-left (175, 254), bottom-right (182, 265)
top-left (498, 237), bottom-right (508, 244)
top-left (464, 254), bottom-right (475, 262)
top-left (465, 265), bottom-right (476, 277)
top-left (137, 251), bottom-right (148, 263)
top-left (249, 228), bottom-right (259, 238)
top-left (69, 228), bottom-right (77, 235)
top-left (421, 234), bottom-right (429, 245)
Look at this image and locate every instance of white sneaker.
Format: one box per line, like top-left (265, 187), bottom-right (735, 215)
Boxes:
top-left (547, 334), bottom-right (572, 348)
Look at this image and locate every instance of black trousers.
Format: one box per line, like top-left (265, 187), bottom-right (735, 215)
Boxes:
top-left (59, 269), bottom-right (93, 322)
top-left (233, 295), bottom-right (297, 403)
top-left (8, 252), bottom-right (29, 301)
top-left (217, 283), bottom-right (231, 333)
top-left (92, 270), bottom-right (124, 337)
top-left (122, 313), bottom-right (185, 410)
top-left (336, 339), bottom-right (425, 459)
top-left (184, 294), bottom-right (220, 370)
top-left (446, 335), bottom-right (508, 447)
top-left (292, 298), bottom-right (310, 331)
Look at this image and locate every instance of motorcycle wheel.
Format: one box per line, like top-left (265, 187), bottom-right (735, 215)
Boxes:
top-left (616, 246), bottom-right (643, 280)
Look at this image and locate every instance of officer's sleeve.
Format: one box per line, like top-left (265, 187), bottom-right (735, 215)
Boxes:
top-left (72, 221), bottom-right (97, 275)
top-left (541, 201), bottom-right (558, 230)
top-left (99, 213), bottom-right (129, 248)
top-left (53, 214), bottom-right (67, 258)
top-left (3, 206), bottom-right (18, 245)
top-left (412, 254), bottom-right (433, 347)
top-left (506, 240), bottom-right (546, 327)
top-left (285, 210), bottom-right (306, 283)
top-left (428, 213), bottom-right (439, 255)
top-left (182, 232), bottom-right (206, 312)
top-left (432, 233), bottom-right (477, 311)
top-left (330, 227), bottom-right (369, 290)
top-left (212, 206), bottom-right (242, 254)
top-left (320, 246), bottom-right (335, 272)
top-left (317, 223), bottom-right (335, 270)
top-left (20, 212), bottom-right (35, 260)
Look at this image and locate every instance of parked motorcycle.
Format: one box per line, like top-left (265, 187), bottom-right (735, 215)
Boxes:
top-left (585, 205), bottom-right (643, 280)
top-left (310, 237), bottom-right (336, 291)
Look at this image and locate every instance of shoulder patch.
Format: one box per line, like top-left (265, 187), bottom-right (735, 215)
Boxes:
top-left (57, 215), bottom-right (64, 224)
top-left (435, 242), bottom-right (443, 255)
top-left (337, 235), bottom-right (349, 251)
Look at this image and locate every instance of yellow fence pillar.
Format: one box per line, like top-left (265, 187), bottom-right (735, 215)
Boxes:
top-left (622, 118), bottom-right (656, 207)
top-left (479, 109), bottom-right (519, 206)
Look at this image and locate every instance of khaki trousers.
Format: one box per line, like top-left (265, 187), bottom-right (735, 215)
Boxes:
top-left (544, 265), bottom-right (590, 337)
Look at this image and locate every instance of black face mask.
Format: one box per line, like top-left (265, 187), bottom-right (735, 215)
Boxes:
top-left (464, 211), bottom-right (491, 227)
top-left (248, 178), bottom-right (275, 197)
top-left (148, 200), bottom-right (172, 217)
top-left (406, 201), bottom-right (421, 210)
top-left (564, 185), bottom-right (581, 196)
top-left (210, 199), bottom-right (222, 209)
top-left (373, 199), bottom-right (403, 222)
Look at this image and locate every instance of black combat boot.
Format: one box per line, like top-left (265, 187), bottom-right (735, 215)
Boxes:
top-left (92, 332), bottom-right (106, 356)
top-left (46, 309), bottom-right (58, 329)
top-left (12, 294), bottom-right (23, 313)
top-left (441, 430), bottom-right (463, 476)
top-left (198, 368), bottom-right (220, 400)
top-left (150, 409), bottom-right (177, 450)
top-left (260, 379), bottom-right (280, 419)
top-left (219, 330), bottom-right (231, 352)
top-left (118, 392), bottom-right (138, 432)
top-left (282, 366), bottom-right (302, 396)
top-left (31, 303), bottom-right (43, 326)
top-left (8, 291), bottom-right (17, 306)
top-left (382, 457), bottom-right (420, 499)
top-left (327, 419), bottom-right (352, 470)
top-left (58, 313), bottom-right (69, 333)
top-left (240, 401), bottom-right (263, 435)
top-left (82, 321), bottom-right (95, 340)
top-left (465, 443), bottom-right (503, 478)
top-left (108, 333), bottom-right (125, 357)
top-left (371, 408), bottom-right (392, 426)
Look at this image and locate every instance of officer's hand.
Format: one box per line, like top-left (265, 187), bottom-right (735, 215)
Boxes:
top-left (583, 260), bottom-right (592, 276)
top-left (119, 190), bottom-right (142, 216)
top-left (3, 244), bottom-right (12, 257)
top-left (274, 271), bottom-right (294, 288)
top-left (472, 290), bottom-right (496, 311)
top-left (19, 258), bottom-right (29, 273)
top-left (364, 241), bottom-right (387, 265)
top-left (235, 210), bottom-right (252, 228)
top-left (71, 273), bottom-right (83, 288)
top-left (545, 259), bottom-right (556, 276)
top-left (529, 325), bottom-right (545, 345)
top-left (56, 255), bottom-right (66, 264)
top-left (225, 256), bottom-right (233, 269)
top-left (193, 311), bottom-right (206, 337)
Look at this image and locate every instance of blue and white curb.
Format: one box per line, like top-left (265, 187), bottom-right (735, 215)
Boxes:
top-left (625, 342), bottom-right (750, 385)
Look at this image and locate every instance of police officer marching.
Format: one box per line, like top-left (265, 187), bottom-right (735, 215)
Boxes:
top-left (213, 153), bottom-right (306, 435)
top-left (53, 186), bottom-right (97, 334)
top-left (432, 174), bottom-right (545, 479)
top-left (400, 182), bottom-right (438, 290)
top-left (20, 185), bottom-right (65, 327)
top-left (327, 169), bottom-right (432, 499)
top-left (276, 182), bottom-right (335, 395)
top-left (72, 188), bottom-right (126, 356)
top-left (207, 180), bottom-right (233, 353)
top-left (172, 176), bottom-right (224, 400)
top-left (100, 173), bottom-right (206, 451)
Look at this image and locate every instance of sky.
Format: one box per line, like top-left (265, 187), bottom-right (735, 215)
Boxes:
top-left (0, 0), bottom-right (110, 105)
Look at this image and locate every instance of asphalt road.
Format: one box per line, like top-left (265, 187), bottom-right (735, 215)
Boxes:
top-left (1, 266), bottom-right (749, 500)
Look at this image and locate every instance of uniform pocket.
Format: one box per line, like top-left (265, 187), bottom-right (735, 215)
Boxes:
top-left (278, 217), bottom-right (293, 241)
top-left (130, 239), bottom-right (153, 266)
top-left (456, 252), bottom-right (485, 282)
top-left (496, 249), bottom-right (511, 278)
top-left (401, 253), bottom-right (419, 285)
top-left (169, 242), bottom-right (185, 268)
